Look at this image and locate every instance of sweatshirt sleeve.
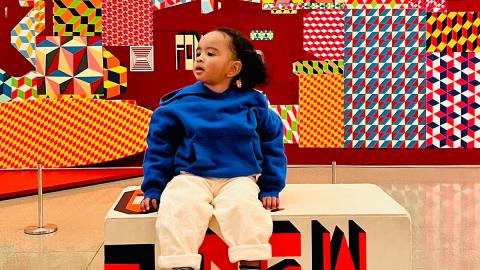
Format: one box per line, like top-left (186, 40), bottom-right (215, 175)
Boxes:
top-left (255, 97), bottom-right (287, 199)
top-left (142, 107), bottom-right (182, 200)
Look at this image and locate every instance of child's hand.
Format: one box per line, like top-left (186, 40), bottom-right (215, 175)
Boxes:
top-left (261, 196), bottom-right (280, 210)
top-left (140, 197), bottom-right (159, 213)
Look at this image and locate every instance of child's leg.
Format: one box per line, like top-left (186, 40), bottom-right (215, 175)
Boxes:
top-left (211, 176), bottom-right (272, 266)
top-left (156, 174), bottom-right (214, 270)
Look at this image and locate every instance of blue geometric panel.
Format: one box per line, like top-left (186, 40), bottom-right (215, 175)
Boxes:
top-left (11, 0), bottom-right (45, 65)
top-left (344, 9), bottom-right (427, 148)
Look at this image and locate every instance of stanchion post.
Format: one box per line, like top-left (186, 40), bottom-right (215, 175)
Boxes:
top-left (332, 161), bottom-right (337, 184)
top-left (24, 163), bottom-right (58, 235)
top-left (38, 163), bottom-right (43, 228)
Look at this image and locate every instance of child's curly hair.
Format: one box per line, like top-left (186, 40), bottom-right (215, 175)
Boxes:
top-left (213, 27), bottom-right (268, 90)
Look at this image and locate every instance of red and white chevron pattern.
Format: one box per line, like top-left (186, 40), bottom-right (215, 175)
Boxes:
top-left (303, 10), bottom-right (344, 61)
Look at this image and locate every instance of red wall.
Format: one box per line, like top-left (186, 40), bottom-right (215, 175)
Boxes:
top-left (2, 0), bottom-right (480, 165)
top-left (447, 0), bottom-right (480, 12)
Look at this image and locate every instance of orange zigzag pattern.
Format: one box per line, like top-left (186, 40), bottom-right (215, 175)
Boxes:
top-left (299, 74), bottom-right (344, 147)
top-left (0, 99), bottom-right (152, 168)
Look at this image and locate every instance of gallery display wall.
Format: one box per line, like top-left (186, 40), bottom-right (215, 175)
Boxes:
top-left (1, 0), bottom-right (480, 169)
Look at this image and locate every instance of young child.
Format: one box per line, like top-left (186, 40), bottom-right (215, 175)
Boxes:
top-left (140, 27), bottom-right (287, 270)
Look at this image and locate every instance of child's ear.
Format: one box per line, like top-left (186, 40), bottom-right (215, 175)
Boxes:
top-left (227, 60), bottom-right (242, 78)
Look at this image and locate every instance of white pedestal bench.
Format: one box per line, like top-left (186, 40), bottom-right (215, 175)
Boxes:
top-left (105, 184), bottom-right (411, 270)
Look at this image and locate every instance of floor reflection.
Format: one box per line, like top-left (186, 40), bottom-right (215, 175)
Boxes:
top-left (377, 182), bottom-right (479, 270)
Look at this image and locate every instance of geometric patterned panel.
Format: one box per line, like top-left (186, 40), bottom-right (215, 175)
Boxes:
top-left (37, 94), bottom-right (103, 99)
top-left (0, 69), bottom-right (12, 102)
top-left (11, 0), bottom-right (46, 65)
top-left (344, 9), bottom-right (426, 148)
top-left (262, 2), bottom-right (345, 10)
top-left (292, 60), bottom-right (344, 75)
top-left (426, 53), bottom-right (480, 148)
top-left (408, 0), bottom-right (446, 12)
top-left (34, 0), bottom-right (46, 34)
top-left (104, 49), bottom-right (127, 99)
top-left (0, 71), bottom-right (38, 102)
top-left (427, 12), bottom-right (480, 53)
top-left (103, 0), bottom-right (153, 46)
top-left (303, 10), bottom-right (344, 61)
top-left (346, 0), bottom-right (408, 8)
top-left (0, 70), bottom-right (39, 103)
top-left (271, 9), bottom-right (297, 15)
top-left (270, 105), bottom-right (299, 144)
top-left (250, 30), bottom-right (274, 41)
top-left (130, 46), bottom-right (154, 72)
top-left (299, 74), bottom-right (344, 148)
top-left (201, 0), bottom-right (214, 13)
top-left (11, 5), bottom-right (36, 66)
top-left (36, 36), bottom-right (104, 97)
top-left (153, 0), bottom-right (193, 11)
top-left (0, 99), bottom-right (152, 168)
top-left (20, 0), bottom-right (35, 7)
top-left (53, 0), bottom-right (102, 36)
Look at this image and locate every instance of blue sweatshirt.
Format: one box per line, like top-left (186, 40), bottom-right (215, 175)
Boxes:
top-left (142, 81), bottom-right (287, 200)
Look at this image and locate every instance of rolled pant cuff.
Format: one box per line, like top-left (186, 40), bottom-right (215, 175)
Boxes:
top-left (158, 254), bottom-right (202, 270)
top-left (228, 244), bottom-right (272, 263)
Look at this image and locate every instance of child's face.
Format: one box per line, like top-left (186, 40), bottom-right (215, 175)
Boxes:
top-left (194, 31), bottom-right (242, 90)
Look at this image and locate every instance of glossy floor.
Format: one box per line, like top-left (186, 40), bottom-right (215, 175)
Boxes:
top-left (0, 167), bottom-right (479, 269)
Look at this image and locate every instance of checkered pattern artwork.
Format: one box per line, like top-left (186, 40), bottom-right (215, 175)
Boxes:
top-left (427, 12), bottom-right (480, 53)
top-left (426, 53), bottom-right (480, 148)
top-left (303, 10), bottom-right (344, 61)
top-left (0, 99), bottom-right (152, 168)
top-left (53, 0), bottom-right (102, 36)
top-left (344, 9), bottom-right (426, 148)
top-left (346, 0), bottom-right (408, 9)
top-left (103, 0), bottom-right (153, 46)
top-left (408, 0), bottom-right (446, 12)
top-left (270, 105), bottom-right (299, 144)
top-left (11, 0), bottom-right (45, 65)
top-left (36, 36), bottom-right (104, 97)
top-left (299, 74), bottom-right (344, 148)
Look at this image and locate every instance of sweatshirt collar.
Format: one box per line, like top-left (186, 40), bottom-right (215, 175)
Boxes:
top-left (160, 81), bottom-right (234, 105)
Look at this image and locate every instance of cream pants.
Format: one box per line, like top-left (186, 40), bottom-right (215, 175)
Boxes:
top-left (156, 172), bottom-right (273, 270)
